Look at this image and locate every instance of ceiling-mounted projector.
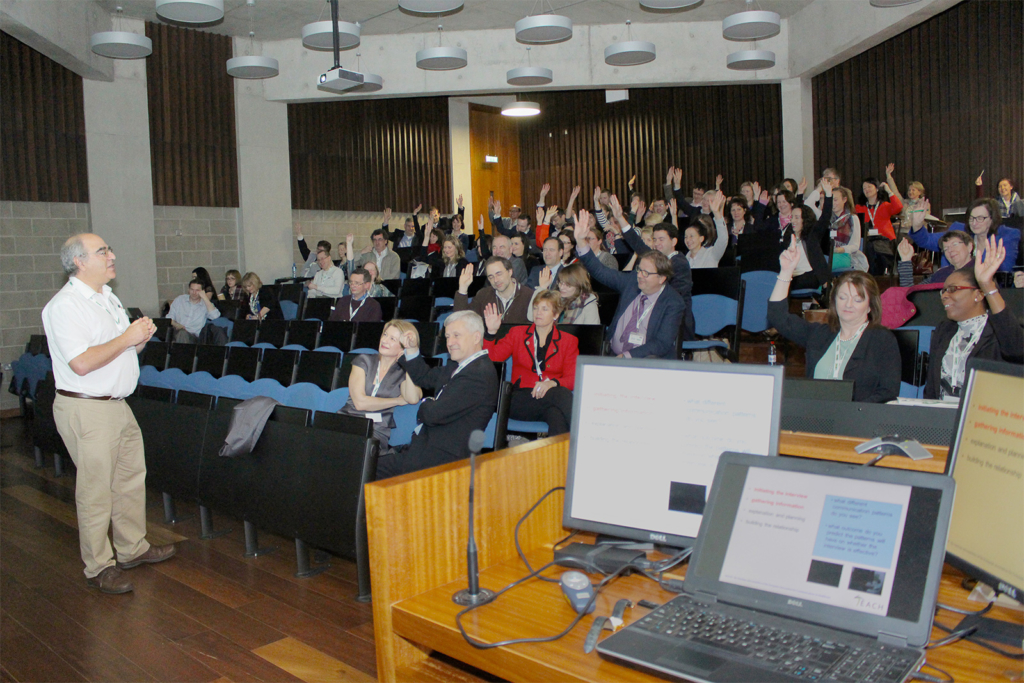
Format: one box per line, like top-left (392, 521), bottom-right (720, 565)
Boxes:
top-left (318, 67), bottom-right (364, 93)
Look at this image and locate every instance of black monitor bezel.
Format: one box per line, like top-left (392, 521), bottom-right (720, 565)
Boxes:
top-left (562, 357), bottom-right (784, 549)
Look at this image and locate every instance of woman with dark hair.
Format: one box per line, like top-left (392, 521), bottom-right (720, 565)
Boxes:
top-left (768, 238), bottom-right (900, 403)
top-left (976, 174), bottom-right (1024, 220)
top-left (855, 176), bottom-right (903, 275)
top-left (240, 272), bottom-right (282, 321)
top-left (763, 188), bottom-right (798, 236)
top-left (684, 194), bottom-right (729, 268)
top-left (725, 196), bottom-right (758, 244)
top-left (907, 197), bottom-right (1019, 273)
top-left (423, 227), bottom-right (445, 258)
top-left (779, 178), bottom-right (833, 290)
top-left (558, 229), bottom-right (578, 266)
top-left (191, 267), bottom-right (217, 299)
top-left (220, 269), bottom-right (245, 302)
top-left (428, 235), bottom-right (468, 279)
top-left (923, 237), bottom-right (1023, 399)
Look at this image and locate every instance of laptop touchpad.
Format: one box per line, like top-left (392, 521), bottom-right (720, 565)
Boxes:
top-left (657, 647), bottom-right (726, 674)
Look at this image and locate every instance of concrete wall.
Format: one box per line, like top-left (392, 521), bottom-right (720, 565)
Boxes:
top-left (0, 200), bottom-right (91, 411)
top-left (153, 206), bottom-right (240, 304)
top-left (290, 210), bottom-right (392, 271)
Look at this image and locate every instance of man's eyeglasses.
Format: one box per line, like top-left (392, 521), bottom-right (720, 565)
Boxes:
top-left (940, 285), bottom-right (978, 295)
top-left (636, 267), bottom-right (657, 278)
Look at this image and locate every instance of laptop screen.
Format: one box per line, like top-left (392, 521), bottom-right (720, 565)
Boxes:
top-left (688, 453), bottom-right (955, 648)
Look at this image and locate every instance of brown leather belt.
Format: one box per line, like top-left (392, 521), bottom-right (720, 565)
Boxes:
top-left (57, 390), bottom-right (121, 401)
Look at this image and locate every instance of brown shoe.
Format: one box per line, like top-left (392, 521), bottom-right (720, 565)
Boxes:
top-left (117, 543), bottom-right (177, 569)
top-left (86, 566), bottom-right (134, 594)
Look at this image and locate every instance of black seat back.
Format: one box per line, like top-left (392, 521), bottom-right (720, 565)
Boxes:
top-left (399, 278), bottom-right (430, 297)
top-left (295, 350), bottom-right (340, 391)
top-left (303, 297), bottom-right (335, 322)
top-left (287, 320), bottom-right (320, 350)
top-left (176, 390), bottom-right (215, 409)
top-left (318, 321), bottom-right (355, 351)
top-left (312, 411), bottom-right (373, 438)
top-left (353, 322), bottom-right (386, 350)
top-left (691, 266), bottom-right (742, 298)
top-left (194, 344), bottom-right (227, 378)
top-left (397, 295), bottom-right (433, 322)
top-left (412, 322), bottom-right (440, 357)
top-left (141, 341), bottom-right (169, 370)
top-left (269, 405), bottom-right (310, 427)
top-left (224, 346), bottom-right (260, 382)
top-left (257, 319), bottom-right (288, 348)
top-left (258, 348), bottom-right (299, 386)
top-left (558, 324), bottom-right (605, 357)
top-left (152, 318), bottom-right (172, 342)
top-left (167, 343), bottom-right (197, 373)
top-left (137, 385), bottom-right (174, 402)
top-left (376, 297), bottom-right (397, 321)
top-left (431, 278), bottom-right (458, 298)
top-left (231, 319), bottom-right (259, 346)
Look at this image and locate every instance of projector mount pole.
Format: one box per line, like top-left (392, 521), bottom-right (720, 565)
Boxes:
top-left (329, 0), bottom-right (341, 70)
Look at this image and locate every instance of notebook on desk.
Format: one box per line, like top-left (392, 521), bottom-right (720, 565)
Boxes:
top-left (598, 452), bottom-right (955, 683)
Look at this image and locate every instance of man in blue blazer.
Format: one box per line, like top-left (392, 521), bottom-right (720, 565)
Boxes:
top-left (574, 211), bottom-right (686, 359)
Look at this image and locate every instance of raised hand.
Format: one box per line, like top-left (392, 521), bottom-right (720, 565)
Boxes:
top-left (593, 186), bottom-right (602, 207)
top-left (400, 329), bottom-right (418, 353)
top-left (574, 210), bottom-right (592, 246)
top-left (752, 181), bottom-right (762, 200)
top-left (635, 200), bottom-right (647, 225)
top-left (759, 189), bottom-right (769, 204)
top-left (797, 176), bottom-right (807, 195)
top-left (885, 162), bottom-right (895, 176)
top-left (975, 170), bottom-right (984, 187)
top-left (346, 233), bottom-right (355, 243)
top-left (478, 214), bottom-right (485, 234)
top-left (819, 176), bottom-right (833, 197)
top-left (545, 205), bottom-right (558, 222)
top-left (779, 235), bottom-right (800, 275)
top-left (493, 199), bottom-right (502, 216)
top-left (458, 263), bottom-right (474, 293)
top-left (383, 207), bottom-right (392, 225)
top-left (483, 303), bottom-right (502, 335)
top-left (609, 194), bottom-right (624, 218)
top-left (540, 183), bottom-right (551, 199)
top-left (666, 166), bottom-right (676, 184)
top-left (630, 195), bottom-right (640, 215)
top-left (715, 173), bottom-right (724, 190)
top-left (413, 203), bottom-right (422, 215)
top-left (628, 174), bottom-right (636, 190)
top-left (293, 221), bottom-right (303, 239)
top-left (709, 191), bottom-right (726, 217)
top-left (911, 199), bottom-right (930, 230)
top-left (569, 185), bottom-right (581, 201)
top-left (456, 193), bottom-right (464, 208)
top-left (897, 238), bottom-right (914, 262)
top-left (975, 236), bottom-right (1005, 288)
top-left (672, 167), bottom-right (683, 188)
top-left (538, 266), bottom-right (552, 290)
top-left (669, 197), bottom-right (678, 227)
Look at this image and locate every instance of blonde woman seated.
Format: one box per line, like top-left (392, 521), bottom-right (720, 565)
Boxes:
top-left (339, 319), bottom-right (423, 451)
top-left (528, 263), bottom-right (600, 325)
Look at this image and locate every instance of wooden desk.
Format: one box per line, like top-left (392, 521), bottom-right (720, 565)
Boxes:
top-left (366, 434), bottom-right (1018, 683)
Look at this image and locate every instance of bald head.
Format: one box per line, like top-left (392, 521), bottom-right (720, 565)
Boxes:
top-left (492, 235), bottom-right (512, 259)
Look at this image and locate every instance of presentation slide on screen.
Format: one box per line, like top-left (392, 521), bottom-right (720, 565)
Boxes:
top-left (718, 468), bottom-right (911, 617)
top-left (569, 365), bottom-right (777, 540)
top-left (947, 371), bottom-right (1024, 589)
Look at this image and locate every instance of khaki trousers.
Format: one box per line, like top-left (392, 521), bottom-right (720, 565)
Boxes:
top-left (53, 394), bottom-right (151, 578)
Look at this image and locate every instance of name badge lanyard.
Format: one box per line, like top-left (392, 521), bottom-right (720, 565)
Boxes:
top-left (349, 297), bottom-right (367, 320)
top-left (630, 299), bottom-right (654, 338)
top-left (372, 362), bottom-right (384, 397)
top-left (497, 283), bottom-right (519, 321)
top-left (832, 323), bottom-right (867, 379)
top-left (865, 203), bottom-right (878, 228)
top-left (531, 331), bottom-right (547, 382)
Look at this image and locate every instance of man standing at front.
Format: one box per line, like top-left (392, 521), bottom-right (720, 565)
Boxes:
top-left (42, 234), bottom-right (177, 594)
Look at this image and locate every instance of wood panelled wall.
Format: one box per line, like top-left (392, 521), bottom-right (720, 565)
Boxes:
top-left (288, 98), bottom-right (452, 212)
top-left (813, 0), bottom-right (1023, 215)
top-left (469, 104), bottom-right (522, 228)
top-left (146, 22), bottom-right (238, 207)
top-left (0, 31), bottom-right (88, 203)
top-left (517, 86), bottom-right (782, 211)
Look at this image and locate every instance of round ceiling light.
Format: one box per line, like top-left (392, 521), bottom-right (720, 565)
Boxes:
top-left (350, 72), bottom-right (384, 92)
top-left (639, 0), bottom-right (703, 8)
top-left (515, 15), bottom-right (573, 44)
top-left (155, 0), bottom-right (223, 23)
top-left (722, 10), bottom-right (780, 40)
top-left (501, 101), bottom-right (541, 117)
top-left (506, 66), bottom-right (553, 86)
top-left (726, 49), bottom-right (776, 70)
top-left (416, 46), bottom-right (468, 70)
top-left (869, 0), bottom-right (922, 5)
top-left (90, 31), bottom-right (152, 59)
top-left (226, 55), bottom-right (278, 78)
top-left (301, 21), bottom-right (361, 50)
top-left (398, 0), bottom-right (464, 13)
top-left (605, 41), bottom-right (657, 66)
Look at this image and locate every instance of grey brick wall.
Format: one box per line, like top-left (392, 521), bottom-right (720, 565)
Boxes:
top-left (154, 205), bottom-right (240, 305)
top-left (291, 209), bottom-right (402, 271)
top-left (0, 200), bottom-right (91, 411)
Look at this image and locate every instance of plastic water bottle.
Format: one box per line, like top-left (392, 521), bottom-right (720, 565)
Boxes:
top-left (292, 263), bottom-right (297, 279)
top-left (768, 341), bottom-right (777, 366)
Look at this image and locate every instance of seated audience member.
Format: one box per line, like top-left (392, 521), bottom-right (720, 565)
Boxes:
top-left (328, 268), bottom-right (382, 322)
top-left (295, 224), bottom-right (322, 278)
top-left (169, 280), bottom-right (220, 342)
top-left (191, 267), bottom-right (217, 299)
top-left (340, 319), bottom-right (424, 450)
top-left (829, 186), bottom-right (866, 272)
top-left (363, 261), bottom-right (393, 298)
top-left (220, 269), bottom-right (245, 302)
top-left (575, 210), bottom-right (686, 359)
top-left (334, 242), bottom-right (348, 269)
top-left (923, 238), bottom-right (1023, 400)
top-left (421, 227), bottom-right (445, 260)
top-left (684, 194), bottom-right (730, 268)
top-left (526, 236), bottom-right (565, 290)
top-left (382, 208), bottom-right (423, 250)
top-left (762, 188), bottom-right (797, 236)
top-left (450, 211), bottom-right (474, 252)
top-left (855, 176), bottom-right (903, 275)
top-left (428, 235), bottom-right (468, 279)
top-left (581, 219), bottom-right (618, 270)
top-left (306, 244), bottom-right (345, 299)
top-left (489, 196), bottom-right (521, 234)
top-left (483, 290), bottom-right (579, 436)
top-left (241, 272), bottom-right (282, 321)
top-left (454, 259), bottom-right (534, 324)
top-left (724, 196), bottom-right (759, 244)
top-left (907, 198), bottom-right (1019, 273)
top-left (557, 229), bottom-right (579, 266)
top-left (493, 204), bottom-right (539, 253)
top-left (976, 175), bottom-right (1024, 221)
top-left (534, 263), bottom-right (600, 325)
top-left (492, 234), bottom-right (528, 284)
top-left (376, 311), bottom-right (499, 478)
top-left (511, 234), bottom-right (539, 274)
top-left (779, 178), bottom-right (834, 290)
top-left (768, 238), bottom-right (900, 403)
top-left (896, 230), bottom-right (973, 287)
top-left (356, 229), bottom-right (401, 281)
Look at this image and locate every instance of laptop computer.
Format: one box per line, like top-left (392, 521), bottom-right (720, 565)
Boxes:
top-left (598, 452), bottom-right (955, 682)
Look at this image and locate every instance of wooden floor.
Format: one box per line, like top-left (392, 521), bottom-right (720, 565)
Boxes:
top-left (0, 416), bottom-right (382, 683)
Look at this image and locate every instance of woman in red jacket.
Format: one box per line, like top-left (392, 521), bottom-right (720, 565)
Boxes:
top-left (483, 290), bottom-right (579, 435)
top-left (856, 176), bottom-right (903, 276)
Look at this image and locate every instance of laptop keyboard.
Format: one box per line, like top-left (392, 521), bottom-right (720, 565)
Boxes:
top-left (634, 599), bottom-right (920, 682)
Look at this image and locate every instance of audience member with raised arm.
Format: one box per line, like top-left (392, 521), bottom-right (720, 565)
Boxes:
top-left (241, 272), bottom-right (281, 321)
top-left (976, 172), bottom-right (1024, 221)
top-left (382, 207), bottom-right (424, 250)
top-left (488, 195), bottom-right (521, 234)
top-left (923, 238), bottom-right (1023, 400)
top-left (896, 230), bottom-right (974, 288)
top-left (454, 258), bottom-right (534, 324)
top-left (856, 175), bottom-right (903, 275)
top-left (484, 291), bottom-right (579, 436)
top-left (684, 192), bottom-right (729, 269)
top-left (294, 223), bottom-right (321, 278)
top-left (375, 311), bottom-right (498, 478)
top-left (768, 238), bottom-right (900, 403)
top-left (575, 210), bottom-right (685, 358)
top-left (339, 319), bottom-right (423, 451)
top-left (328, 268), bottom-right (382, 323)
top-left (527, 236), bottom-right (565, 290)
top-left (306, 243), bottom-right (345, 299)
top-left (780, 178), bottom-right (834, 290)
top-left (356, 229), bottom-right (401, 281)
top-left (168, 280), bottom-right (220, 343)
top-left (907, 198), bottom-right (1019, 273)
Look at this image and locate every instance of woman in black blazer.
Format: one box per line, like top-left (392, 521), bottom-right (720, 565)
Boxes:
top-left (779, 179), bottom-right (833, 290)
top-left (923, 237), bottom-right (1023, 399)
top-left (240, 272), bottom-right (282, 321)
top-left (428, 235), bottom-right (469, 280)
top-left (768, 237), bottom-right (900, 403)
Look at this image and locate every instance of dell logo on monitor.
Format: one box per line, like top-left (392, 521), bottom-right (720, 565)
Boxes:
top-left (787, 599), bottom-right (803, 607)
top-left (649, 533), bottom-right (667, 543)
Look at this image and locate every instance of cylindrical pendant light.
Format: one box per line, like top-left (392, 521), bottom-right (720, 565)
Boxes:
top-left (507, 66), bottom-right (553, 86)
top-left (227, 55), bottom-right (278, 78)
top-left (155, 0), bottom-right (224, 23)
top-left (91, 31), bottom-right (152, 59)
top-left (301, 21), bottom-right (360, 50)
top-left (722, 10), bottom-right (781, 41)
top-left (501, 101), bottom-right (541, 117)
top-left (726, 49), bottom-right (776, 70)
top-left (399, 0), bottom-right (464, 13)
top-left (515, 15), bottom-right (573, 44)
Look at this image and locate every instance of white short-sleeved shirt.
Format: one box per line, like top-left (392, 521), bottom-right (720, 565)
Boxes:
top-left (41, 277), bottom-right (139, 398)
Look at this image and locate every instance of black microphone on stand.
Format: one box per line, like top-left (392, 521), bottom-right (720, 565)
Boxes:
top-left (453, 429), bottom-right (496, 606)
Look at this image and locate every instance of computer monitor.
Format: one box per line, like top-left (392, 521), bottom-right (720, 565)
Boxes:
top-left (563, 357), bottom-right (784, 549)
top-left (944, 358), bottom-right (1023, 604)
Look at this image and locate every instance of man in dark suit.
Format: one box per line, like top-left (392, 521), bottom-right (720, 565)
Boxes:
top-left (575, 211), bottom-right (686, 359)
top-left (617, 219), bottom-right (694, 340)
top-left (376, 310), bottom-right (499, 478)
top-left (381, 207), bottom-right (423, 250)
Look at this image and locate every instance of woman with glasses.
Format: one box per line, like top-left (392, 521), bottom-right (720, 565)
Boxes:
top-left (339, 319), bottom-right (423, 452)
top-left (895, 230), bottom-right (973, 287)
top-left (907, 198), bottom-right (1019, 273)
top-left (923, 237), bottom-right (1023, 399)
